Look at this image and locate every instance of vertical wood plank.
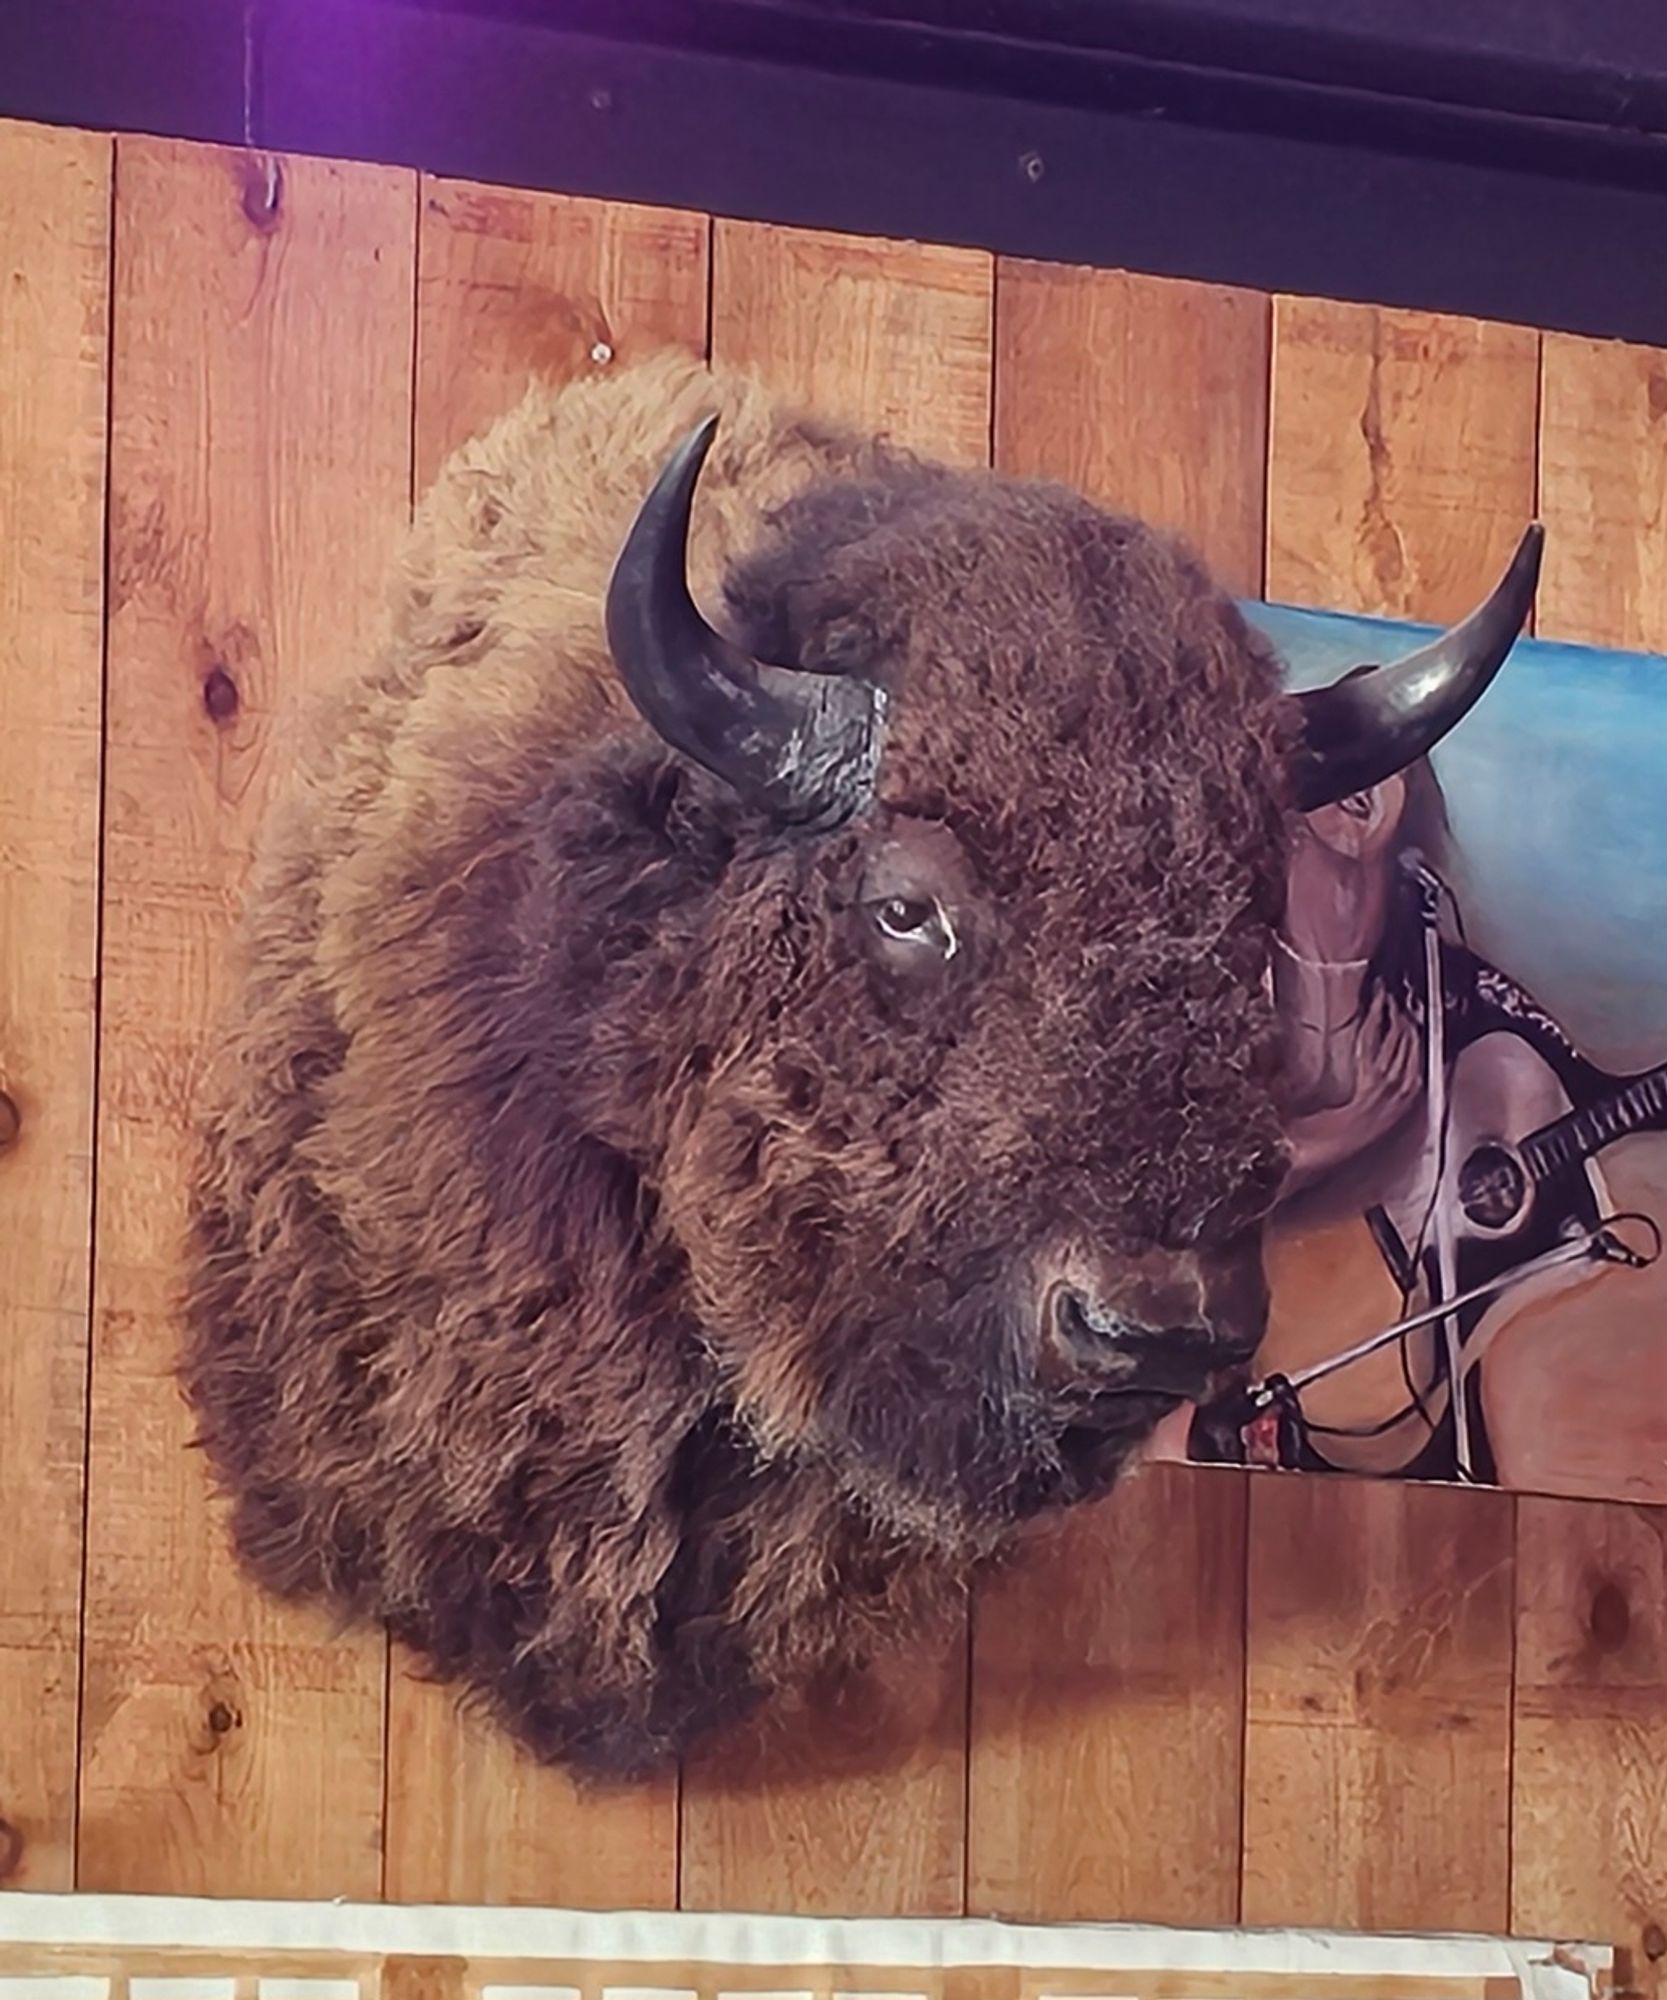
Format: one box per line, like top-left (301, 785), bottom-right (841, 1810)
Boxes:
top-left (79, 136), bottom-right (415, 1898)
top-left (1525, 325), bottom-right (1667, 1996)
top-left (967, 1466), bottom-right (1248, 1924)
top-left (413, 179), bottom-right (709, 496)
top-left (678, 218), bottom-right (993, 1918)
top-left (994, 260), bottom-right (1270, 596)
top-left (711, 220), bottom-right (993, 463)
top-left (381, 178), bottom-right (708, 1910)
top-left (1242, 1479), bottom-right (1515, 1931)
top-left (1246, 294), bottom-right (1540, 1932)
top-left (1266, 298), bottom-right (1540, 622)
top-left (679, 1647), bottom-right (973, 1919)
top-left (1513, 1499), bottom-right (1667, 1996)
top-left (966, 260), bottom-right (1270, 1927)
top-left (1539, 332), bottom-right (1667, 651)
top-left (0, 119), bottom-right (111, 1892)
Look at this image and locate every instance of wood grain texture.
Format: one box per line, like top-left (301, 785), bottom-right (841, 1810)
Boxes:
top-left (383, 1958), bottom-right (467, 2000)
top-left (680, 221), bottom-right (994, 1919)
top-left (1538, 331), bottom-right (1667, 651)
top-left (1244, 292), bottom-right (1538, 1931)
top-left (414, 178), bottom-right (709, 495)
top-left (969, 261), bottom-right (1269, 1927)
top-left (77, 138), bottom-right (415, 1898)
top-left (994, 260), bottom-right (1270, 595)
top-left (1514, 1499), bottom-right (1667, 1995)
top-left (381, 175), bottom-right (702, 1911)
top-left (679, 1629), bottom-right (971, 1917)
top-left (385, 1684), bottom-right (678, 1909)
top-left (1242, 1477), bottom-right (1515, 1932)
top-left (967, 1465), bottom-right (1248, 1925)
top-left (0, 119), bottom-right (111, 1892)
top-left (1511, 324), bottom-right (1663, 1984)
top-left (1266, 298), bottom-right (1540, 622)
top-left (711, 220), bottom-right (992, 460)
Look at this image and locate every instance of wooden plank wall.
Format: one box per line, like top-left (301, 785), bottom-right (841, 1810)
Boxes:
top-left (0, 115), bottom-right (1664, 1990)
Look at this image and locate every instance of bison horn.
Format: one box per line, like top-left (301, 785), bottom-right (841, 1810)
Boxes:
top-left (604, 415), bottom-right (886, 828)
top-left (1285, 522), bottom-right (1543, 811)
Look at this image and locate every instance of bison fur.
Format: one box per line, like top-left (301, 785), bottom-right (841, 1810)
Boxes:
top-left (180, 350), bottom-right (1308, 1780)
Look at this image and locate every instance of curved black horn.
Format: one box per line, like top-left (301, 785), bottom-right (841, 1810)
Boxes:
top-left (604, 415), bottom-right (885, 828)
top-left (1286, 522), bottom-right (1544, 812)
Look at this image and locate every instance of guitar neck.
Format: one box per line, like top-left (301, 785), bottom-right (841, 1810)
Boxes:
top-left (1524, 1061), bottom-right (1667, 1180)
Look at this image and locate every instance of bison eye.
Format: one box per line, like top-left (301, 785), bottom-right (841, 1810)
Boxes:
top-left (871, 894), bottom-right (958, 959)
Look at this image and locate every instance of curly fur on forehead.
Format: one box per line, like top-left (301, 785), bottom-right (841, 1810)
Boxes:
top-left (725, 456), bottom-right (1294, 888)
top-left (179, 347), bottom-right (1297, 1782)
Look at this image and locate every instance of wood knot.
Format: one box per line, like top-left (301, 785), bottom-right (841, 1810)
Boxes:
top-left (1589, 1579), bottom-right (1631, 1650)
top-left (0, 1817), bottom-right (24, 1881)
top-left (0, 1090), bottom-right (19, 1149)
top-left (202, 666), bottom-right (241, 724)
top-left (1643, 1922), bottom-right (1666, 1962)
top-left (1353, 1659), bottom-right (1405, 1703)
top-left (206, 1699), bottom-right (240, 1737)
top-left (239, 154), bottom-right (285, 232)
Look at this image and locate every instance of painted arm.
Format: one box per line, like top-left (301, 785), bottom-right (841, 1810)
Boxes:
top-left (1273, 937), bottom-right (1425, 1195)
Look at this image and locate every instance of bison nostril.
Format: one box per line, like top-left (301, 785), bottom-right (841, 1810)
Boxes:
top-left (1044, 1284), bottom-right (1239, 1397)
top-left (1051, 1286), bottom-right (1140, 1359)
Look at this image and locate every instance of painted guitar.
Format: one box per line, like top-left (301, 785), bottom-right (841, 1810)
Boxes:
top-left (1246, 1026), bottom-right (1667, 1482)
top-left (1353, 1029), bottom-right (1667, 1475)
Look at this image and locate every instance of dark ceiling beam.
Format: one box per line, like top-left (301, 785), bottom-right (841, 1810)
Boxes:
top-left (381, 0), bottom-right (1667, 144)
top-left (3, 0), bottom-right (1666, 345)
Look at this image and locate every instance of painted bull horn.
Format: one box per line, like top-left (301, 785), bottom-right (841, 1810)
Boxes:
top-left (1285, 522), bottom-right (1544, 811)
top-left (604, 415), bottom-right (885, 828)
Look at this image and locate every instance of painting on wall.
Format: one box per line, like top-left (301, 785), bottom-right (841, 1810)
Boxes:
top-left (1162, 600), bottom-right (1667, 1505)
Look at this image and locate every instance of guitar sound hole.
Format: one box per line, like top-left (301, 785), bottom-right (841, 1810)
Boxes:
top-left (1457, 1143), bottom-right (1528, 1230)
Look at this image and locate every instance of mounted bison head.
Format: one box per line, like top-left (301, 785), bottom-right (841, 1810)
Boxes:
top-left (179, 353), bottom-right (1539, 1780)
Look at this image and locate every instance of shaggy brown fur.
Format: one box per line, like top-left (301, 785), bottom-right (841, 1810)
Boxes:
top-left (180, 350), bottom-right (1298, 1779)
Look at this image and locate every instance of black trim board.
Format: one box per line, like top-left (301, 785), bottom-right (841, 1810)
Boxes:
top-left (1, 0), bottom-right (1664, 347)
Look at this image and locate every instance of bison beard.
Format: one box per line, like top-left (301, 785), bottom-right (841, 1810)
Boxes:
top-left (177, 351), bottom-right (1519, 1780)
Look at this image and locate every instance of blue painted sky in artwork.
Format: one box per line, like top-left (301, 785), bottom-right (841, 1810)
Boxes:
top-left (1241, 599), bottom-right (1667, 1072)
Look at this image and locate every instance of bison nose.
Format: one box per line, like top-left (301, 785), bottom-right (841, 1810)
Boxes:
top-left (1050, 1286), bottom-right (1154, 1362)
top-left (1045, 1284), bottom-right (1252, 1396)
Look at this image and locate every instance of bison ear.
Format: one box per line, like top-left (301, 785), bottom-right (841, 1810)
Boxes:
top-left (604, 415), bottom-right (887, 830)
top-left (1284, 523), bottom-right (1543, 813)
